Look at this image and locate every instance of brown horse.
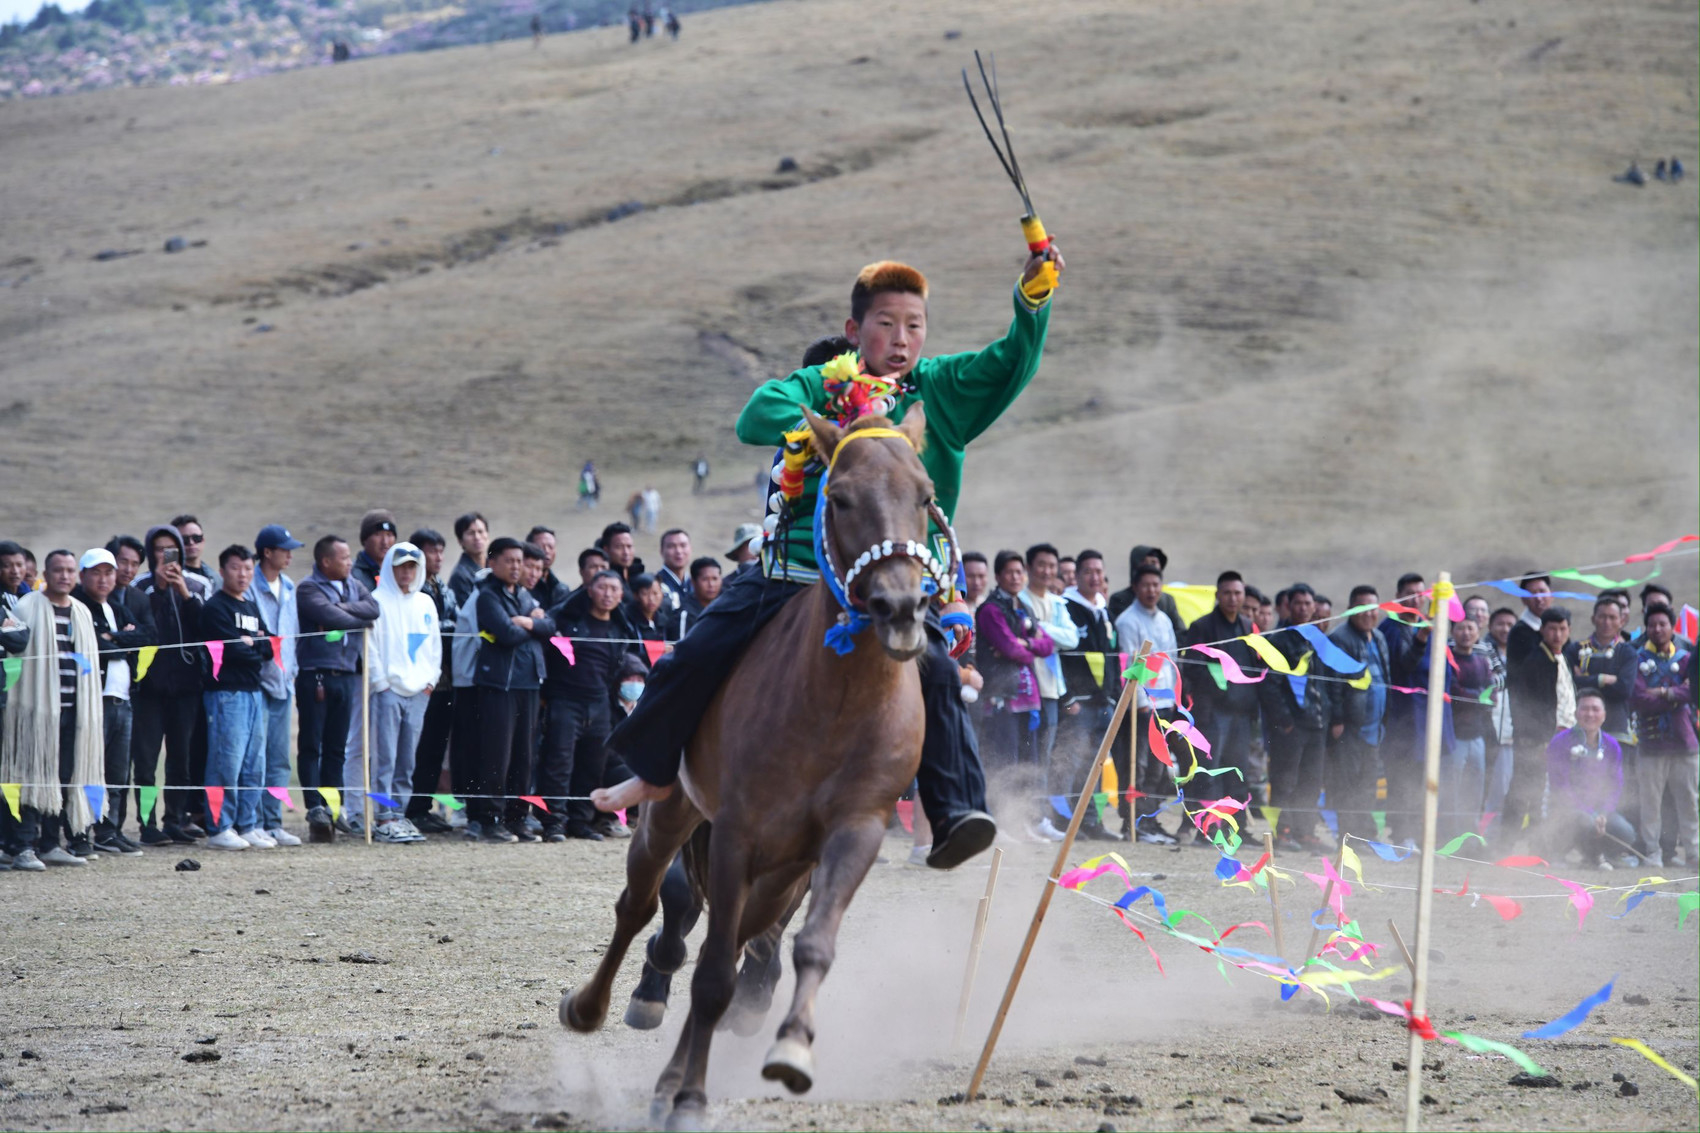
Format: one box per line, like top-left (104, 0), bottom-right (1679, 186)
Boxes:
top-left (561, 406), bottom-right (938, 1130)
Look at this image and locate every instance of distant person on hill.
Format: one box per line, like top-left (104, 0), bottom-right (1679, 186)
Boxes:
top-left (691, 455), bottom-right (709, 493)
top-left (642, 5), bottom-right (655, 36)
top-left (577, 461), bottom-right (600, 510)
top-left (530, 13), bottom-right (542, 47)
top-left (664, 7), bottom-right (680, 38)
top-left (627, 6), bottom-right (640, 43)
top-left (640, 486), bottom-right (661, 533)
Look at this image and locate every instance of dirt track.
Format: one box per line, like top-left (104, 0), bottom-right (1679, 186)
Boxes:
top-left (2, 828), bottom-right (1695, 1131)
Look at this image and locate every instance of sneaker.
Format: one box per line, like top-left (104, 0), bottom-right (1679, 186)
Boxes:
top-left (374, 820), bottom-right (413, 844)
top-left (1033, 818), bottom-right (1067, 842)
top-left (462, 820), bottom-right (483, 842)
top-left (1642, 852), bottom-right (1665, 870)
top-left (334, 813), bottom-right (363, 837)
top-left (1596, 854), bottom-right (1614, 871)
top-left (180, 821), bottom-right (208, 840)
top-left (447, 807), bottom-right (469, 830)
top-left (927, 811), bottom-right (997, 870)
top-left (479, 823), bottom-right (518, 844)
top-left (1618, 854), bottom-right (1640, 869)
top-left (566, 823), bottom-right (604, 842)
top-left (67, 835), bottom-right (99, 859)
top-left (393, 818), bottom-right (428, 843)
top-left (40, 845), bottom-right (87, 866)
top-left (541, 825), bottom-right (567, 844)
top-left (593, 817), bottom-right (633, 839)
top-left (413, 812), bottom-right (454, 835)
top-left (10, 848), bottom-right (46, 871)
top-left (140, 825), bottom-right (172, 847)
top-left (0, 849), bottom-right (11, 867)
top-left (266, 827), bottom-right (302, 847)
top-left (165, 825), bottom-right (199, 845)
top-left (307, 806), bottom-right (335, 844)
top-left (242, 829), bottom-right (278, 849)
top-left (906, 844), bottom-right (933, 867)
top-left (509, 823), bottom-right (542, 844)
top-left (207, 829), bottom-right (249, 851)
top-left (95, 831), bottom-right (145, 857)
top-left (1137, 828), bottom-right (1178, 846)
top-left (522, 814), bottom-right (544, 836)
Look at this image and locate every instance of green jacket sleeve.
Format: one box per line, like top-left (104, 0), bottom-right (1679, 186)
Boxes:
top-left (917, 284), bottom-right (1051, 452)
top-left (736, 367), bottom-right (829, 447)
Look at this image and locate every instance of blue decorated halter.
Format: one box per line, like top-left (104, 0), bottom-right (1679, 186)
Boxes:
top-left (810, 430), bottom-right (960, 656)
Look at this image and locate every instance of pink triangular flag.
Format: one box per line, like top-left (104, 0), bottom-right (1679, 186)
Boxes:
top-left (616, 808), bottom-right (628, 826)
top-left (267, 786), bottom-right (294, 809)
top-left (205, 785), bottom-right (224, 825)
top-left (642, 639), bottom-right (667, 665)
top-left (894, 798), bottom-right (914, 834)
top-left (206, 640), bottom-right (225, 681)
top-left (270, 636), bottom-right (285, 670)
top-left (520, 795), bottom-right (549, 813)
top-left (549, 637), bottom-right (575, 664)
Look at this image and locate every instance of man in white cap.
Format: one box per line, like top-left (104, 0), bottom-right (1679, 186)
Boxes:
top-left (73, 548), bottom-right (153, 855)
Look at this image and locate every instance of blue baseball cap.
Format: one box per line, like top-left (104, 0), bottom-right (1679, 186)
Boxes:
top-left (255, 524), bottom-right (305, 551)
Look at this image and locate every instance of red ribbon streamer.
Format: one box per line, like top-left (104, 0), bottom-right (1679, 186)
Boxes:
top-left (1404, 1000), bottom-right (1440, 1040)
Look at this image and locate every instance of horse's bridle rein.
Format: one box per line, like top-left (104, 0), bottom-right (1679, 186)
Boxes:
top-left (811, 427), bottom-right (962, 656)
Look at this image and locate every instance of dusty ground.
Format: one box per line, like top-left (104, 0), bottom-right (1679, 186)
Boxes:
top-left (0, 0), bottom-right (1695, 599)
top-left (0, 827), bottom-right (1695, 1131)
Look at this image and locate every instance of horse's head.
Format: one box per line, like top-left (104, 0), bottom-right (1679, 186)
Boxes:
top-left (804, 403), bottom-right (934, 662)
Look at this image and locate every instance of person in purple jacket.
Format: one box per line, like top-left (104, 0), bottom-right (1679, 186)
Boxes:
top-left (1545, 689), bottom-right (1636, 869)
top-left (976, 550), bottom-right (1057, 842)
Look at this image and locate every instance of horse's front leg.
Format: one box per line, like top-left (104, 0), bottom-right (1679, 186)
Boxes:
top-left (761, 814), bottom-right (886, 1094)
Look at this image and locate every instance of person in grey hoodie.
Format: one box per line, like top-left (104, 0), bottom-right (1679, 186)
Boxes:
top-left (294, 534), bottom-right (379, 842)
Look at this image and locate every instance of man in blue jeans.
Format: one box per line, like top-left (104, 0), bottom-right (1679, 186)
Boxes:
top-left (201, 545), bottom-right (274, 850)
top-left (248, 524), bottom-right (304, 846)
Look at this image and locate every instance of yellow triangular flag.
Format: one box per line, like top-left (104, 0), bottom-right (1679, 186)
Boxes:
top-left (1347, 669), bottom-right (1371, 689)
top-left (1, 783), bottom-right (19, 820)
top-left (1243, 633), bottom-right (1294, 674)
top-left (1101, 756), bottom-right (1118, 800)
top-left (135, 645), bottom-right (158, 682)
top-left (1260, 804), bottom-right (1281, 833)
top-left (1340, 842), bottom-right (1372, 889)
top-left (1085, 652), bottom-right (1105, 687)
top-left (321, 787), bottom-right (341, 820)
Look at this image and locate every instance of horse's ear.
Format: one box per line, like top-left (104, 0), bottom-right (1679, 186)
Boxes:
top-left (898, 400), bottom-right (927, 450)
top-left (800, 405), bottom-right (843, 464)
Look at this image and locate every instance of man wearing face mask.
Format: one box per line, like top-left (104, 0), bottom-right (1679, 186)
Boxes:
top-left (540, 571), bottom-right (637, 842)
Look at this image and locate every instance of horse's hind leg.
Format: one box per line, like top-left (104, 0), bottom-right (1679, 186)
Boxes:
top-left (722, 878), bottom-right (808, 1036)
top-left (561, 790), bottom-right (700, 1033)
top-left (762, 816), bottom-right (886, 1094)
top-left (625, 852), bottom-right (702, 1030)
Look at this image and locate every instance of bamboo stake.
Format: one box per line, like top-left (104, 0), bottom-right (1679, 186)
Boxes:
top-left (362, 628), bottom-right (373, 846)
top-left (1387, 918), bottom-right (1417, 977)
top-left (1303, 836), bottom-right (1348, 961)
top-left (1404, 572), bottom-right (1452, 1132)
top-left (965, 641), bottom-right (1152, 1102)
top-left (1262, 831), bottom-right (1288, 962)
top-left (953, 847), bottom-right (1004, 1048)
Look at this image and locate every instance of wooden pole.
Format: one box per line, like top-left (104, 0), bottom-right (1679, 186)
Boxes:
top-left (1387, 918), bottom-right (1416, 977)
top-left (362, 627), bottom-right (373, 846)
top-left (953, 847), bottom-right (1004, 1048)
top-left (1261, 831), bottom-right (1288, 963)
top-left (965, 641), bottom-right (1152, 1101)
top-left (1404, 572), bottom-right (1451, 1132)
top-left (1303, 836), bottom-right (1348, 961)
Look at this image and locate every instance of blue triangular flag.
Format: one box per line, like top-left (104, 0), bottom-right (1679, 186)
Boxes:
top-left (1050, 795), bottom-right (1072, 820)
top-left (407, 632), bottom-right (427, 662)
top-left (367, 792), bottom-right (399, 808)
top-left (68, 651), bottom-right (93, 676)
top-left (83, 783), bottom-right (106, 818)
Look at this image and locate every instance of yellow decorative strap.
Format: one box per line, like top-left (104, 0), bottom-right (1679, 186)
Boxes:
top-left (824, 426), bottom-right (911, 483)
top-left (1430, 578), bottom-right (1456, 619)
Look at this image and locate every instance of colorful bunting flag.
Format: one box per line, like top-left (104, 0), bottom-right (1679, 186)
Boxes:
top-left (83, 784), bottom-right (106, 819)
top-left (267, 786), bottom-right (294, 809)
top-left (139, 785), bottom-right (159, 824)
top-left (205, 785), bottom-right (224, 826)
top-left (1084, 652), bottom-right (1105, 687)
top-left (367, 792), bottom-right (399, 808)
top-left (270, 637), bottom-right (284, 669)
top-left (321, 787), bottom-right (341, 819)
top-left (2, 656), bottom-right (21, 691)
top-left (67, 651), bottom-right (92, 676)
top-left (549, 637), bottom-right (575, 664)
top-left (407, 633), bottom-right (428, 662)
top-left (1, 782), bottom-right (18, 819)
top-left (135, 645), bottom-right (158, 681)
top-left (325, 630), bottom-right (345, 643)
top-left (642, 639), bottom-right (667, 665)
top-left (430, 793), bottom-right (465, 811)
top-left (1611, 1037), bottom-right (1699, 1090)
top-left (206, 641), bottom-right (225, 681)
top-left (1523, 977), bottom-right (1613, 1039)
top-left (520, 794), bottom-right (548, 812)
top-left (893, 798), bottom-right (913, 834)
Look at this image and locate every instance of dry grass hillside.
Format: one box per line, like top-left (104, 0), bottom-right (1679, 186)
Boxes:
top-left (1, 0), bottom-right (1695, 600)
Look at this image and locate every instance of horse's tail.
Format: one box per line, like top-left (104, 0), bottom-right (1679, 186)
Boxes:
top-left (680, 821), bottom-right (713, 909)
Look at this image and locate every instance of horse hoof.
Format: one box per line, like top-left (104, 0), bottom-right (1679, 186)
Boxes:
top-left (559, 988), bottom-right (604, 1033)
top-left (624, 995), bottom-right (668, 1031)
top-left (647, 1095), bottom-right (672, 1128)
top-left (720, 1002), bottom-right (767, 1038)
top-left (760, 1036), bottom-right (815, 1095)
top-left (664, 1101), bottom-right (704, 1132)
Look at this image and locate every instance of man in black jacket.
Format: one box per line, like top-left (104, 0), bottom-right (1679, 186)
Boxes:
top-left (540, 572), bottom-right (637, 841)
top-left (353, 510), bottom-right (398, 593)
top-left (200, 545), bottom-right (275, 850)
top-left (1260, 584), bottom-right (1333, 851)
top-left (1506, 572), bottom-right (1554, 665)
top-left (73, 549), bottom-right (153, 854)
top-left (526, 526), bottom-right (568, 612)
top-left (598, 522), bottom-right (646, 591)
top-left (471, 537), bottom-right (556, 843)
top-left (295, 535), bottom-right (380, 842)
top-left (130, 524), bottom-right (210, 845)
top-left (1107, 544), bottom-right (1183, 631)
top-left (1182, 571), bottom-right (1264, 837)
top-left (1325, 586), bottom-right (1391, 845)
top-left (1505, 607), bottom-right (1573, 840)
top-left (1059, 550), bottom-right (1126, 839)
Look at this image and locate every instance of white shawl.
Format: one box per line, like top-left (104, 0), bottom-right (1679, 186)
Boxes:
top-left (2, 591), bottom-right (105, 828)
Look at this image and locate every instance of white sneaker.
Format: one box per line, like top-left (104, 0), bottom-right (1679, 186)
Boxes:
top-left (1034, 818), bottom-right (1067, 842)
top-left (373, 820), bottom-right (413, 844)
top-left (447, 806), bottom-right (468, 829)
top-left (10, 849), bottom-right (46, 871)
top-left (906, 845), bottom-right (933, 866)
top-left (266, 827), bottom-right (302, 847)
top-left (394, 818), bottom-right (427, 843)
top-left (242, 829), bottom-right (278, 849)
top-left (40, 845), bottom-right (87, 866)
top-left (207, 829), bottom-right (249, 851)
top-left (1595, 854), bottom-right (1614, 871)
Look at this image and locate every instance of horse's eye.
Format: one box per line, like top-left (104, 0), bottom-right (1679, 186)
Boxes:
top-left (832, 494), bottom-right (853, 511)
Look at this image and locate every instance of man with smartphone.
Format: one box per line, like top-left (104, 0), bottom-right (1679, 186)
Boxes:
top-left (130, 524), bottom-right (212, 844)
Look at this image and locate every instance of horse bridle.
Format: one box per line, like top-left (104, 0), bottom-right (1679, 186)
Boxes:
top-left (811, 427), bottom-right (963, 656)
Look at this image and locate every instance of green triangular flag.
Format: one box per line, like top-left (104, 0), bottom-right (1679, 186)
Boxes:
top-left (1371, 811), bottom-right (1388, 839)
top-left (1092, 792), bottom-right (1109, 826)
top-left (325, 630), bottom-right (345, 643)
top-left (1207, 661), bottom-right (1227, 691)
top-left (2, 656), bottom-right (20, 692)
top-left (139, 785), bottom-right (159, 824)
top-left (431, 792), bottom-right (465, 811)
top-left (1436, 831), bottom-right (1485, 857)
top-left (1123, 659), bottom-right (1154, 684)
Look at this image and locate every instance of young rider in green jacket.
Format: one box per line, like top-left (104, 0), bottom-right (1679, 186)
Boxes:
top-left (595, 245), bottom-right (1064, 869)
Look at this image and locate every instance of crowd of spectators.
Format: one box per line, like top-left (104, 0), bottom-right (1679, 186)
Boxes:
top-left (0, 515), bottom-right (1694, 878)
